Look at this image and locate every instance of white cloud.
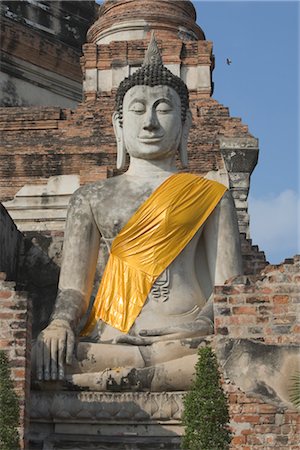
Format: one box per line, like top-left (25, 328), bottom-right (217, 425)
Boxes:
top-left (248, 190), bottom-right (300, 264)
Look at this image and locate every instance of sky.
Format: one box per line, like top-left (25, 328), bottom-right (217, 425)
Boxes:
top-left (194, 0), bottom-right (299, 263)
top-left (96, 0), bottom-right (299, 263)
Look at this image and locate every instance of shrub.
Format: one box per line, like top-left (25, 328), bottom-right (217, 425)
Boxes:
top-left (0, 350), bottom-right (20, 450)
top-left (182, 346), bottom-right (232, 450)
top-left (289, 371), bottom-right (300, 409)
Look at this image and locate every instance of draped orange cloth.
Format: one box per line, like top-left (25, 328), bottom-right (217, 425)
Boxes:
top-left (81, 173), bottom-right (227, 335)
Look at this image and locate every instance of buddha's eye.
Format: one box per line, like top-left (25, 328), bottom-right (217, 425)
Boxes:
top-left (129, 102), bottom-right (145, 113)
top-left (156, 102), bottom-right (172, 114)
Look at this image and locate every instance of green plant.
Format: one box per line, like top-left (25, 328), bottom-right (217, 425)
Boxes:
top-left (181, 346), bottom-right (232, 450)
top-left (0, 350), bottom-right (20, 450)
top-left (289, 371), bottom-right (300, 409)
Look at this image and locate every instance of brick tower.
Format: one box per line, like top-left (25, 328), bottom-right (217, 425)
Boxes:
top-left (1, 0), bottom-right (259, 245)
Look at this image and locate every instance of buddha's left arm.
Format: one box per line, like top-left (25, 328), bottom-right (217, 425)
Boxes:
top-left (198, 190), bottom-right (243, 324)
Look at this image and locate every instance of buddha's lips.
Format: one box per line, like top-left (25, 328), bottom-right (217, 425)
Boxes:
top-left (139, 135), bottom-right (164, 143)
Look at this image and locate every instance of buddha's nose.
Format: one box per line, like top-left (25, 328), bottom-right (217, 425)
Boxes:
top-left (143, 109), bottom-right (159, 131)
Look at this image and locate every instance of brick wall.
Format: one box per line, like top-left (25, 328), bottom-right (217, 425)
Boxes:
top-left (227, 386), bottom-right (300, 449)
top-left (214, 256), bottom-right (299, 343)
top-left (1, 18), bottom-right (82, 83)
top-left (0, 275), bottom-right (32, 450)
top-left (241, 234), bottom-right (268, 276)
top-left (0, 97), bottom-right (253, 201)
top-left (214, 256), bottom-right (300, 449)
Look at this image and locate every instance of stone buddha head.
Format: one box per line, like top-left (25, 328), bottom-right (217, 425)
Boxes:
top-left (113, 34), bottom-right (192, 169)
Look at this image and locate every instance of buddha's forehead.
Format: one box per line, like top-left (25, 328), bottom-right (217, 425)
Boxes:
top-left (123, 85), bottom-right (181, 105)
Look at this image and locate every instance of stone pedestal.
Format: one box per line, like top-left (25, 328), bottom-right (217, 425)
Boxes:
top-left (29, 391), bottom-right (185, 449)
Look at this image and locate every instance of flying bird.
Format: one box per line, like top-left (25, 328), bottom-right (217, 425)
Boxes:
top-left (226, 58), bottom-right (232, 65)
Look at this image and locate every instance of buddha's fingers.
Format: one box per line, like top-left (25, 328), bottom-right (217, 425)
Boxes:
top-left (50, 338), bottom-right (58, 380)
top-left (42, 339), bottom-right (51, 380)
top-left (140, 326), bottom-right (184, 336)
top-left (114, 335), bottom-right (156, 345)
top-left (36, 338), bottom-right (44, 380)
top-left (58, 336), bottom-right (66, 380)
top-left (65, 330), bottom-right (75, 366)
top-left (139, 322), bottom-right (212, 338)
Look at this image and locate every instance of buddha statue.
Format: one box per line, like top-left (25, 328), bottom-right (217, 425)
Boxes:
top-left (34, 35), bottom-right (242, 391)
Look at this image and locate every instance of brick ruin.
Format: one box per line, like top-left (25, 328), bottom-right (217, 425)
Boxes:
top-left (0, 275), bottom-right (31, 450)
top-left (0, 0), bottom-right (98, 108)
top-left (0, 0), bottom-right (298, 448)
top-left (214, 257), bottom-right (300, 449)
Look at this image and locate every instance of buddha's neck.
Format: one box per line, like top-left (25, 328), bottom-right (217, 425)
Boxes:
top-left (126, 156), bottom-right (178, 179)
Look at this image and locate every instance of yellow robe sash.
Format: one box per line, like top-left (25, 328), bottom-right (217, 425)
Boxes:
top-left (81, 173), bottom-right (227, 335)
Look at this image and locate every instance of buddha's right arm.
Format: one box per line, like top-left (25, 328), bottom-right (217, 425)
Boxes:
top-left (51, 186), bottom-right (101, 327)
top-left (36, 187), bottom-right (101, 380)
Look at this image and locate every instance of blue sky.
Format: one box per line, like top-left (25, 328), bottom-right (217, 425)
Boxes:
top-left (96, 0), bottom-right (299, 263)
top-left (196, 1), bottom-right (299, 263)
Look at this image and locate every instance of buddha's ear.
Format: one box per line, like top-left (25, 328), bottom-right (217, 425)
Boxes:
top-left (112, 111), bottom-right (126, 170)
top-left (179, 109), bottom-right (192, 168)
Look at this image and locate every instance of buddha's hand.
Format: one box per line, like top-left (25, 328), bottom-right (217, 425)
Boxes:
top-left (115, 317), bottom-right (214, 345)
top-left (36, 319), bottom-right (75, 381)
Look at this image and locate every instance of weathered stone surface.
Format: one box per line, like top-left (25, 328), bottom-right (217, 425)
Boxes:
top-left (30, 391), bottom-right (184, 421)
top-left (0, 203), bottom-right (23, 281)
top-left (34, 69), bottom-right (242, 389)
top-left (4, 175), bottom-right (80, 232)
top-left (216, 339), bottom-right (300, 409)
top-left (29, 391), bottom-right (184, 449)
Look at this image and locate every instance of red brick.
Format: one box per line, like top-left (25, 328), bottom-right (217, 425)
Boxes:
top-left (259, 287), bottom-right (273, 294)
top-left (234, 414), bottom-right (260, 423)
top-left (232, 436), bottom-right (246, 445)
top-left (232, 305), bottom-right (257, 315)
top-left (0, 312), bottom-right (14, 319)
top-left (273, 295), bottom-right (289, 304)
top-left (0, 291), bottom-right (13, 299)
top-left (229, 393), bottom-right (238, 403)
top-left (241, 404), bottom-right (258, 413)
top-left (12, 368), bottom-right (26, 379)
top-left (257, 404), bottom-right (277, 413)
top-left (227, 316), bottom-right (256, 325)
top-left (0, 339), bottom-right (14, 347)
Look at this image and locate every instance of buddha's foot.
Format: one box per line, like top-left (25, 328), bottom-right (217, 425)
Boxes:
top-left (66, 366), bottom-right (155, 392)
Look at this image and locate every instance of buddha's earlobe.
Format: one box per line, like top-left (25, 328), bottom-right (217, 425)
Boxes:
top-left (179, 110), bottom-right (192, 168)
top-left (112, 112), bottom-right (126, 170)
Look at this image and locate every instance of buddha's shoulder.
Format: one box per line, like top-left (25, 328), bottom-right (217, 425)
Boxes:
top-left (69, 175), bottom-right (127, 203)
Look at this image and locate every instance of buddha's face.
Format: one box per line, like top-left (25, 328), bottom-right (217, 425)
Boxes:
top-left (122, 85), bottom-right (182, 160)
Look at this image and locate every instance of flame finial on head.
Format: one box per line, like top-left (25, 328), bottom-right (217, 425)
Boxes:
top-left (143, 32), bottom-right (163, 66)
top-left (115, 32), bottom-right (189, 127)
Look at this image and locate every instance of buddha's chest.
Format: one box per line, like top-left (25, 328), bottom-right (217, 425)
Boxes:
top-left (91, 190), bottom-right (153, 239)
